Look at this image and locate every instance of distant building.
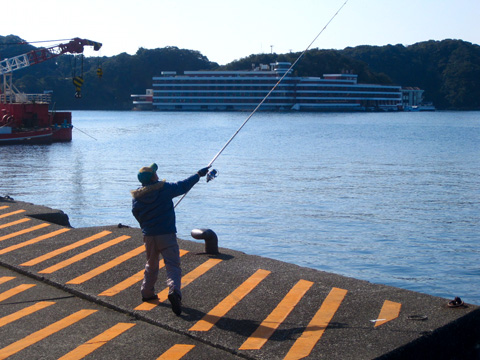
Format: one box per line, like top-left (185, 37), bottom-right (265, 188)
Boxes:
top-left (402, 87), bottom-right (424, 106)
top-left (131, 89), bottom-right (153, 111)
top-left (401, 87), bottom-right (435, 111)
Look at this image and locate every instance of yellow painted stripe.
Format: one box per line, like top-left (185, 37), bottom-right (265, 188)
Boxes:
top-left (284, 287), bottom-right (348, 360)
top-left (240, 279), bottom-right (314, 350)
top-left (0, 284), bottom-right (36, 303)
top-left (67, 246), bottom-right (145, 284)
top-left (57, 322), bottom-right (135, 360)
top-left (0, 301), bottom-right (55, 328)
top-left (0, 309), bottom-right (97, 360)
top-left (374, 300), bottom-right (401, 327)
top-left (0, 277), bottom-right (15, 285)
top-left (21, 230), bottom-right (112, 266)
top-left (0, 223), bottom-right (50, 242)
top-left (0, 209), bottom-right (26, 219)
top-left (135, 258), bottom-right (223, 311)
top-left (0, 218), bottom-right (30, 229)
top-left (189, 269), bottom-right (271, 332)
top-left (0, 206), bottom-right (9, 210)
top-left (99, 249), bottom-right (188, 297)
top-left (157, 344), bottom-right (195, 360)
top-left (39, 235), bottom-right (130, 274)
top-left (0, 228), bottom-right (70, 256)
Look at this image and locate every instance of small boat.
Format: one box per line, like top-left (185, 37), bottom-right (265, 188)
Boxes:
top-left (404, 103), bottom-right (436, 112)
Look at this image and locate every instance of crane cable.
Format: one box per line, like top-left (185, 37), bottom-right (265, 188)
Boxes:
top-left (175, 0), bottom-right (350, 208)
top-left (18, 38), bottom-right (73, 44)
top-left (1, 38), bottom-right (74, 46)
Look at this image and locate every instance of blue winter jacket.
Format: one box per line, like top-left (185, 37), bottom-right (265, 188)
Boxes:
top-left (131, 174), bottom-right (199, 235)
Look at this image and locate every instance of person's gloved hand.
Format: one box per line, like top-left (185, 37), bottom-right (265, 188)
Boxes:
top-left (197, 166), bottom-right (210, 177)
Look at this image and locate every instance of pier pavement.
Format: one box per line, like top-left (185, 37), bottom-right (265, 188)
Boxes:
top-left (0, 198), bottom-right (479, 359)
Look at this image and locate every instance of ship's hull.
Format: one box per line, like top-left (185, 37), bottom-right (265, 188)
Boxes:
top-left (0, 127), bottom-right (53, 145)
top-left (0, 103), bottom-right (72, 145)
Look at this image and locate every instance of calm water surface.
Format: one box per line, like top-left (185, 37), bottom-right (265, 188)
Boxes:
top-left (1, 110), bottom-right (479, 304)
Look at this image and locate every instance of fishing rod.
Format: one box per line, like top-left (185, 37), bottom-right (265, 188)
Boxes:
top-left (175, 0), bottom-right (350, 208)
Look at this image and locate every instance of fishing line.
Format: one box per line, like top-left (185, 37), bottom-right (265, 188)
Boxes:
top-left (206, 0), bottom-right (349, 168)
top-left (73, 126), bottom-right (98, 140)
top-left (175, 0), bottom-right (350, 208)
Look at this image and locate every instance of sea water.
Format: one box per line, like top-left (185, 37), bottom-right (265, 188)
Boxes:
top-left (1, 110), bottom-right (479, 304)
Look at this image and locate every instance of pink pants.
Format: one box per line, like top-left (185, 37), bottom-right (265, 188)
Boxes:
top-left (141, 234), bottom-right (182, 299)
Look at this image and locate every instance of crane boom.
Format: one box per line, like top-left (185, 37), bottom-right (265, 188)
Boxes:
top-left (0, 38), bottom-right (102, 75)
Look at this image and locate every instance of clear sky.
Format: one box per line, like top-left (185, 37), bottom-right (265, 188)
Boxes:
top-left (3, 0), bottom-right (479, 65)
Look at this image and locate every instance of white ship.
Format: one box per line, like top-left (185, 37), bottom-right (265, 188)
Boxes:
top-left (134, 62), bottom-right (406, 112)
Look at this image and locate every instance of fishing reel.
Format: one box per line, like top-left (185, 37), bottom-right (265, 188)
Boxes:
top-left (206, 169), bottom-right (218, 183)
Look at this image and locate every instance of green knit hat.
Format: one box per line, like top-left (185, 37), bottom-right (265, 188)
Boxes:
top-left (137, 163), bottom-right (158, 185)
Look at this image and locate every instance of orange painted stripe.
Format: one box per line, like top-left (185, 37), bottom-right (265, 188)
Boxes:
top-left (57, 322), bottom-right (135, 360)
top-left (0, 277), bottom-right (15, 285)
top-left (0, 228), bottom-right (70, 256)
top-left (0, 209), bottom-right (26, 219)
top-left (284, 287), bottom-right (348, 360)
top-left (0, 284), bottom-right (36, 303)
top-left (157, 344), bottom-right (195, 360)
top-left (67, 246), bottom-right (145, 284)
top-left (39, 235), bottom-right (130, 274)
top-left (99, 249), bottom-right (188, 297)
top-left (99, 269), bottom-right (145, 297)
top-left (135, 258), bottom-right (223, 311)
top-left (157, 258), bottom-right (223, 302)
top-left (0, 302), bottom-right (55, 328)
top-left (0, 206), bottom-right (9, 210)
top-left (0, 218), bottom-right (30, 229)
top-left (189, 269), bottom-right (271, 332)
top-left (21, 230), bottom-right (112, 266)
top-left (0, 309), bottom-right (97, 360)
top-left (0, 223), bottom-right (50, 242)
top-left (239, 279), bottom-right (314, 350)
top-left (374, 300), bottom-right (401, 327)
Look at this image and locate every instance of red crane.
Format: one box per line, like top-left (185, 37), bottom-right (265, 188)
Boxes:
top-left (1, 38), bottom-right (102, 100)
top-left (0, 38), bottom-right (102, 75)
top-left (0, 38), bottom-right (102, 144)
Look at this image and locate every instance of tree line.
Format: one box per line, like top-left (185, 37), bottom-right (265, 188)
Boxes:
top-left (1, 35), bottom-right (479, 110)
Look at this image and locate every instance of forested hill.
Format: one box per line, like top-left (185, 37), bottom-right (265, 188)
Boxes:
top-left (1, 35), bottom-right (479, 110)
top-left (219, 40), bottom-right (480, 110)
top-left (339, 40), bottom-right (480, 110)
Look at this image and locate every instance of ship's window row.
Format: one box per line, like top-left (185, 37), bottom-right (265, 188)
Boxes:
top-left (152, 93), bottom-right (401, 99)
top-left (152, 84), bottom-right (400, 93)
top-left (152, 98), bottom-right (400, 104)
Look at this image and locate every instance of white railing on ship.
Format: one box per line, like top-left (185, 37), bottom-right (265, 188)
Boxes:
top-left (0, 93), bottom-right (52, 104)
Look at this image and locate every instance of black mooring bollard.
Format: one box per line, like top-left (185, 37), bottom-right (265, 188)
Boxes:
top-left (191, 228), bottom-right (219, 254)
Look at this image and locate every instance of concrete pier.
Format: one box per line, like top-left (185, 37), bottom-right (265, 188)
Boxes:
top-left (1, 198), bottom-right (479, 359)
